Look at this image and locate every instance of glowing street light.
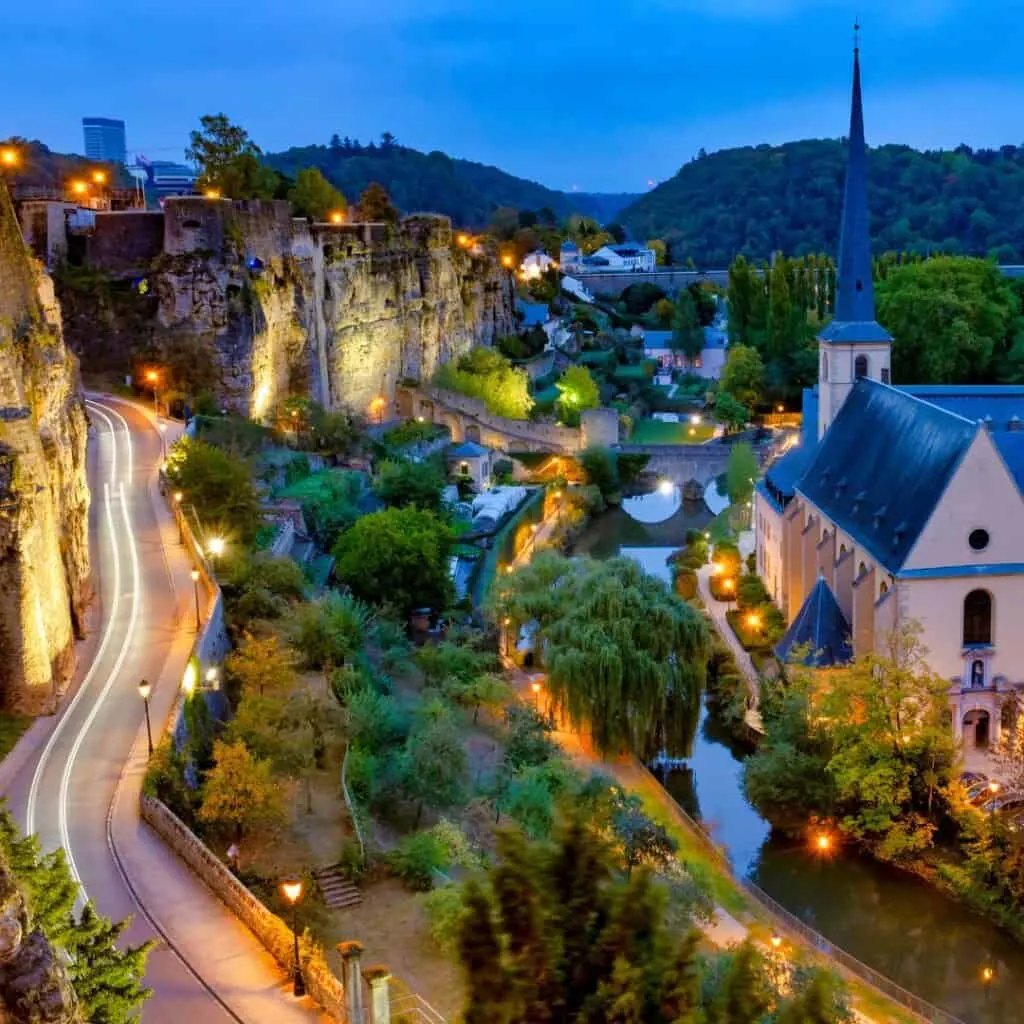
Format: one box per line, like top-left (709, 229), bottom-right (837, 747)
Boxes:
top-left (280, 877), bottom-right (306, 997)
top-left (690, 414), bottom-right (701, 426)
top-left (981, 965), bottom-right (994, 983)
top-left (190, 568), bottom-right (201, 630)
top-left (815, 832), bottom-right (833, 854)
top-left (658, 479), bottom-right (674, 496)
top-left (329, 209), bottom-right (344, 224)
top-left (531, 681), bottom-right (541, 707)
top-left (745, 612), bottom-right (762, 630)
top-left (70, 179), bottom-right (88, 196)
top-left (137, 679), bottom-right (154, 757)
top-left (770, 934), bottom-right (782, 950)
top-left (371, 395), bottom-right (386, 424)
top-left (722, 577), bottom-right (735, 593)
top-left (92, 169), bottom-right (107, 184)
top-left (208, 537), bottom-right (225, 561)
top-left (457, 232), bottom-right (470, 247)
top-left (0, 146), bottom-right (19, 169)
top-left (204, 188), bottom-right (221, 199)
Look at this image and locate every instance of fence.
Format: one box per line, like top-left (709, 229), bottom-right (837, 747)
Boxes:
top-left (340, 744), bottom-right (367, 866)
top-left (639, 759), bottom-right (966, 1024)
top-left (389, 982), bottom-right (447, 1024)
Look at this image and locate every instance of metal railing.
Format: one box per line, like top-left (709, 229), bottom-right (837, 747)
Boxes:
top-left (340, 744), bottom-right (366, 866)
top-left (389, 991), bottom-right (447, 1024)
top-left (645, 765), bottom-right (966, 1024)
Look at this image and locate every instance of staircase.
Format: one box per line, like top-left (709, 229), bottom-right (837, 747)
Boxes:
top-left (313, 864), bottom-right (363, 910)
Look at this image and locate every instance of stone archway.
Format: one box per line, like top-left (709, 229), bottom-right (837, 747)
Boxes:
top-left (419, 399), bottom-right (435, 423)
top-left (465, 423), bottom-right (481, 444)
top-left (441, 412), bottom-right (462, 442)
top-left (963, 709), bottom-right (991, 748)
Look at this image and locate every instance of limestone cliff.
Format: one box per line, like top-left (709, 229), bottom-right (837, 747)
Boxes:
top-left (0, 189), bottom-right (90, 715)
top-left (151, 199), bottom-right (516, 418)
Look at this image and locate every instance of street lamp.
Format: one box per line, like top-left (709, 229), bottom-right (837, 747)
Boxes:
top-left (281, 877), bottom-right (306, 997)
top-left (190, 568), bottom-right (201, 631)
top-left (0, 146), bottom-right (18, 168)
top-left (501, 253), bottom-right (514, 269)
top-left (173, 491), bottom-right (184, 544)
top-left (146, 369), bottom-right (160, 414)
top-left (657, 479), bottom-right (673, 496)
top-left (69, 179), bottom-right (88, 196)
top-left (137, 679), bottom-right (154, 757)
top-left (814, 832), bottom-right (833, 855)
top-left (329, 209), bottom-right (344, 224)
top-left (204, 188), bottom-right (221, 199)
top-left (722, 577), bottom-right (735, 596)
top-left (371, 396), bottom-right (386, 424)
top-left (531, 681), bottom-right (541, 708)
top-left (988, 780), bottom-right (1000, 822)
top-left (745, 612), bottom-right (762, 630)
top-left (92, 169), bottom-right (107, 185)
top-left (770, 934), bottom-right (782, 950)
top-left (158, 421), bottom-right (167, 460)
top-left (207, 536), bottom-right (224, 569)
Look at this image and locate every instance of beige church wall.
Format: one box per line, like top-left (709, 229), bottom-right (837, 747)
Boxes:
top-left (801, 516), bottom-right (819, 604)
top-left (783, 503), bottom-right (806, 622)
top-left (852, 565), bottom-right (877, 658)
top-left (755, 493), bottom-right (786, 609)
top-left (902, 431), bottom-right (1024, 572)
top-left (899, 576), bottom-right (1024, 684)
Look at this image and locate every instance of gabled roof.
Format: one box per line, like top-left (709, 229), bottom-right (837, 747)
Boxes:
top-left (796, 379), bottom-right (978, 572)
top-left (899, 385), bottom-right (1024, 430)
top-left (764, 387), bottom-right (819, 502)
top-left (776, 577), bottom-right (853, 667)
top-left (448, 441), bottom-right (489, 458)
top-left (560, 240), bottom-right (579, 251)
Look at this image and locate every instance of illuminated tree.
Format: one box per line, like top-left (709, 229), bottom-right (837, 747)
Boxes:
top-left (199, 740), bottom-right (287, 839)
top-left (289, 166), bottom-right (346, 220)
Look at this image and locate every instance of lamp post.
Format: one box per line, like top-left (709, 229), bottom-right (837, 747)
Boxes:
top-left (146, 369), bottom-right (160, 414)
top-left (531, 680), bottom-right (541, 709)
top-left (988, 780), bottom-right (1000, 824)
top-left (173, 491), bottom-right (184, 544)
top-left (281, 877), bottom-right (306, 997)
top-left (981, 964), bottom-right (994, 1006)
top-left (208, 537), bottom-right (224, 574)
top-left (158, 421), bottom-right (167, 460)
top-left (137, 679), bottom-right (154, 757)
top-left (190, 568), bottom-right (201, 631)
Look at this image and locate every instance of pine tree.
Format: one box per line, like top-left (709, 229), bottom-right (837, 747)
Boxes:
top-left (713, 941), bottom-right (775, 1024)
top-left (776, 968), bottom-right (848, 1024)
top-left (659, 929), bottom-right (702, 1023)
top-left (460, 880), bottom-right (512, 1024)
top-left (65, 903), bottom-right (155, 1024)
top-left (767, 258), bottom-right (793, 363)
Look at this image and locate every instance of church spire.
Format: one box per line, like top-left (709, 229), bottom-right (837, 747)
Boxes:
top-left (833, 28), bottom-right (876, 324)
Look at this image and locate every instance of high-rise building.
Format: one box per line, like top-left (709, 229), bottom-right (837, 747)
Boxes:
top-left (82, 117), bottom-right (127, 164)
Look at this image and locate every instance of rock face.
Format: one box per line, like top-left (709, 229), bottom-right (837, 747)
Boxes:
top-left (0, 189), bottom-right (90, 714)
top-left (149, 199), bottom-right (516, 418)
top-left (0, 848), bottom-right (81, 1023)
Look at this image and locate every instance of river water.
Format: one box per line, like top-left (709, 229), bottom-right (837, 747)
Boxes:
top-left (575, 491), bottom-right (1024, 1024)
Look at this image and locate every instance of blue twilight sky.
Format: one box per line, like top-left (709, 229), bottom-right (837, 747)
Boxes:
top-left (2, 0), bottom-right (1024, 192)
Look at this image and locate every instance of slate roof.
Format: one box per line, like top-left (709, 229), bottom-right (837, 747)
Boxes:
top-left (796, 379), bottom-right (978, 572)
top-left (763, 387), bottom-right (819, 503)
top-left (899, 385), bottom-right (1024, 430)
top-left (516, 299), bottom-right (550, 327)
top-left (448, 441), bottom-right (489, 458)
top-left (775, 577), bottom-right (853, 667)
top-left (993, 432), bottom-right (1024, 492)
top-left (560, 240), bottom-right (579, 252)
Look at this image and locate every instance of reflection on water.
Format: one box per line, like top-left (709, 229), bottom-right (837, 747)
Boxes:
top-left (580, 503), bottom-right (1024, 1024)
top-left (620, 484), bottom-right (682, 524)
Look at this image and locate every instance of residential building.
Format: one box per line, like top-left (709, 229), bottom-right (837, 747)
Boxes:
top-left (82, 117), bottom-right (127, 164)
top-left (639, 326), bottom-right (728, 380)
top-left (755, 42), bottom-right (1024, 755)
top-left (137, 160), bottom-right (197, 200)
top-left (590, 243), bottom-right (656, 272)
top-left (559, 240), bottom-right (582, 273)
top-left (521, 249), bottom-right (554, 280)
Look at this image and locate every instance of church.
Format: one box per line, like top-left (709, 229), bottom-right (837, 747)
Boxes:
top-left (754, 41), bottom-right (1024, 756)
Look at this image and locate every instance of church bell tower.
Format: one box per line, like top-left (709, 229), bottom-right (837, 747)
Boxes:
top-left (817, 28), bottom-right (893, 440)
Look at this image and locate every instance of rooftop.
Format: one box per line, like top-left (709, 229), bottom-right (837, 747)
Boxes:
top-left (776, 576), bottom-right (853, 667)
top-left (448, 441), bottom-right (490, 458)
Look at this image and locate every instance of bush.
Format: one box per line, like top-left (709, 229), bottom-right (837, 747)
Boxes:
top-left (388, 831), bottom-right (449, 891)
top-left (337, 838), bottom-right (365, 883)
top-left (421, 883), bottom-right (466, 956)
top-left (674, 569), bottom-right (697, 600)
top-left (503, 704), bottom-right (555, 770)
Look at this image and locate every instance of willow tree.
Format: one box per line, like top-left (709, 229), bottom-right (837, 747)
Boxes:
top-left (492, 553), bottom-right (708, 756)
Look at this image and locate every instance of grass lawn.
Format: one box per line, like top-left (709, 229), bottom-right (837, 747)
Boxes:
top-left (0, 714), bottom-right (31, 762)
top-left (278, 468), bottom-right (361, 502)
top-left (629, 418), bottom-right (715, 445)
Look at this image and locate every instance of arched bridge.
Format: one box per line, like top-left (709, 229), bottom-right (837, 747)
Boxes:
top-left (617, 442), bottom-right (771, 489)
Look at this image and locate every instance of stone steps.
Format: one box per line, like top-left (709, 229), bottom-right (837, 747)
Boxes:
top-left (312, 865), bottom-right (363, 910)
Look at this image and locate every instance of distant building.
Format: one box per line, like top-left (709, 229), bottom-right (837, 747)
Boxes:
top-left (639, 326), bottom-right (727, 380)
top-left (521, 249), bottom-right (554, 280)
top-left (559, 240), bottom-right (582, 273)
top-left (589, 243), bottom-right (656, 272)
top-left (133, 160), bottom-right (197, 200)
top-left (82, 117), bottom-right (126, 164)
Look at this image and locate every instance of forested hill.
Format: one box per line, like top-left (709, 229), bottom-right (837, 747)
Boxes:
top-left (264, 139), bottom-right (638, 227)
top-left (620, 139), bottom-right (1024, 266)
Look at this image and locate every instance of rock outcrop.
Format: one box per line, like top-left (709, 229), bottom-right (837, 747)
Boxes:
top-left (0, 189), bottom-right (90, 714)
top-left (60, 199), bottom-right (516, 420)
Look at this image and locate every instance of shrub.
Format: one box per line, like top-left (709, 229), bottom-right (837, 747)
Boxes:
top-left (503, 704), bottom-right (555, 770)
top-left (337, 838), bottom-right (365, 883)
top-left (388, 831), bottom-right (449, 891)
top-left (674, 569), bottom-right (697, 600)
top-left (421, 883), bottom-right (466, 956)
top-left (347, 691), bottom-right (409, 755)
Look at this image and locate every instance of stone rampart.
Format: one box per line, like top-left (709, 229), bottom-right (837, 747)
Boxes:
top-left (140, 796), bottom-right (347, 1021)
top-left (575, 268), bottom-right (730, 297)
top-left (87, 211), bottom-right (164, 276)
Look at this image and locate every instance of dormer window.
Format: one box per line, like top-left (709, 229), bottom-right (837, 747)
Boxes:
top-left (855, 354), bottom-right (868, 379)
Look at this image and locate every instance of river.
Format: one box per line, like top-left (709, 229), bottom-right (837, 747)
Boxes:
top-left (575, 488), bottom-right (1024, 1024)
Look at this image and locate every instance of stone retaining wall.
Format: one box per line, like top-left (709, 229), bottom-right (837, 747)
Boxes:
top-left (140, 796), bottom-right (347, 1021)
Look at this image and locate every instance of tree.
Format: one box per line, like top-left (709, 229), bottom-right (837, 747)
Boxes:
top-left (334, 506), bottom-right (453, 618)
top-left (401, 714), bottom-right (468, 827)
top-left (186, 114), bottom-right (277, 199)
top-left (725, 442), bottom-right (759, 504)
top-left (434, 347), bottom-right (533, 420)
top-left (199, 740), bottom-right (287, 839)
top-left (579, 446), bottom-right (620, 503)
top-left (224, 632), bottom-right (297, 698)
top-left (714, 391), bottom-right (749, 434)
top-left (288, 590), bottom-right (373, 670)
top-left (646, 239), bottom-right (667, 266)
top-left (720, 344), bottom-right (765, 410)
top-left (460, 880), bottom-right (511, 1024)
top-left (556, 365), bottom-right (600, 425)
top-left (288, 167), bottom-right (346, 221)
top-left (491, 553), bottom-right (708, 756)
top-left (710, 941), bottom-right (775, 1024)
top-left (609, 790), bottom-right (678, 878)
top-left (355, 181), bottom-right (398, 222)
top-left (373, 458), bottom-right (445, 512)
top-left (164, 436), bottom-right (262, 544)
top-left (65, 903), bottom-right (155, 1024)
top-left (671, 290), bottom-right (704, 366)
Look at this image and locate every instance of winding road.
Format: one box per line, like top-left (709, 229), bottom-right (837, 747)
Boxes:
top-left (2, 396), bottom-right (324, 1023)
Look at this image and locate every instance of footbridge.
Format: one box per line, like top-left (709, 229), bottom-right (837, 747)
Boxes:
top-left (617, 442), bottom-right (771, 489)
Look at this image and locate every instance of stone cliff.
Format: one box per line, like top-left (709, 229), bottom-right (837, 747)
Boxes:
top-left (0, 188), bottom-right (90, 715)
top-left (56, 199), bottom-right (517, 419)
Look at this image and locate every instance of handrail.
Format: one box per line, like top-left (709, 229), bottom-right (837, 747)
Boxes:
top-left (341, 744), bottom-right (366, 866)
top-left (641, 760), bottom-right (966, 1024)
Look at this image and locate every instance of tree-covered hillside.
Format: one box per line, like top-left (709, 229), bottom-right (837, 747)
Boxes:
top-left (264, 137), bottom-right (638, 228)
top-left (621, 140), bottom-right (1024, 266)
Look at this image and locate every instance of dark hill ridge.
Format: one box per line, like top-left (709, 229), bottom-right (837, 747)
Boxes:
top-left (619, 139), bottom-right (1024, 266)
top-left (263, 141), bottom-right (639, 227)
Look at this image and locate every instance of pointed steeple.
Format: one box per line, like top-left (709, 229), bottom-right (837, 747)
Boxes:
top-left (836, 31), bottom-right (874, 322)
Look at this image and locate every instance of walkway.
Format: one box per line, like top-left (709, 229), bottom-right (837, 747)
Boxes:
top-left (696, 562), bottom-right (763, 734)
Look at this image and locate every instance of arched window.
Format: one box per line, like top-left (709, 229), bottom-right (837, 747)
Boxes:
top-left (963, 590), bottom-right (993, 646)
top-left (858, 561), bottom-right (867, 578)
top-left (879, 581), bottom-right (889, 596)
top-left (855, 354), bottom-right (869, 379)
top-left (822, 354), bottom-right (829, 381)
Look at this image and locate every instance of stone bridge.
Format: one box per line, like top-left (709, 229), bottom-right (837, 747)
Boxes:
top-left (618, 442), bottom-right (771, 489)
top-left (396, 384), bottom-right (619, 453)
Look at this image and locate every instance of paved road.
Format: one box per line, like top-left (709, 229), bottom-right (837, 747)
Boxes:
top-left (3, 397), bottom-right (326, 1023)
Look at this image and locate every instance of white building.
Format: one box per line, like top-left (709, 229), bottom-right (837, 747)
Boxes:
top-left (590, 243), bottom-right (657, 272)
top-left (521, 250), bottom-right (554, 280)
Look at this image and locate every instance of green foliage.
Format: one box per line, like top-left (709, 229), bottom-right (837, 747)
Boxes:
top-left (555, 365), bottom-right (600, 425)
top-left (186, 113), bottom-right (279, 199)
top-left (221, 551), bottom-right (305, 626)
top-left (281, 468), bottom-right (363, 551)
top-left (288, 166), bottom-right (346, 220)
top-left (619, 282), bottom-right (666, 315)
top-left (374, 458), bottom-right (445, 512)
top-left (720, 344), bottom-right (765, 410)
top-left (289, 591), bottom-right (373, 669)
top-left (493, 553), bottom-right (708, 756)
top-left (672, 289), bottom-right (704, 363)
top-left (877, 256), bottom-right (1024, 384)
top-left (400, 713), bottom-right (469, 827)
top-left (333, 506), bottom-right (454, 618)
top-left (714, 391), bottom-right (750, 433)
top-left (422, 883), bottom-right (467, 956)
top-left (434, 347), bottom-right (534, 420)
top-left (502, 704), bottom-right (556, 771)
top-left (725, 442), bottom-right (759, 504)
top-left (388, 831), bottom-right (449, 891)
top-left (382, 419), bottom-right (442, 450)
top-left (355, 181), bottom-right (399, 222)
top-left (165, 436), bottom-right (262, 545)
top-left (620, 138), bottom-right (1024, 265)
top-left (579, 445), bottom-right (620, 503)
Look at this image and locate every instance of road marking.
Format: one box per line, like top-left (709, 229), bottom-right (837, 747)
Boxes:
top-left (25, 406), bottom-right (121, 844)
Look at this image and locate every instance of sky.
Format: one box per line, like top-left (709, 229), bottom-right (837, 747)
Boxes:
top-left (3, 0), bottom-right (1024, 192)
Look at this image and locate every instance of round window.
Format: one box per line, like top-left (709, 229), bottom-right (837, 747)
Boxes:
top-left (969, 528), bottom-right (990, 552)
